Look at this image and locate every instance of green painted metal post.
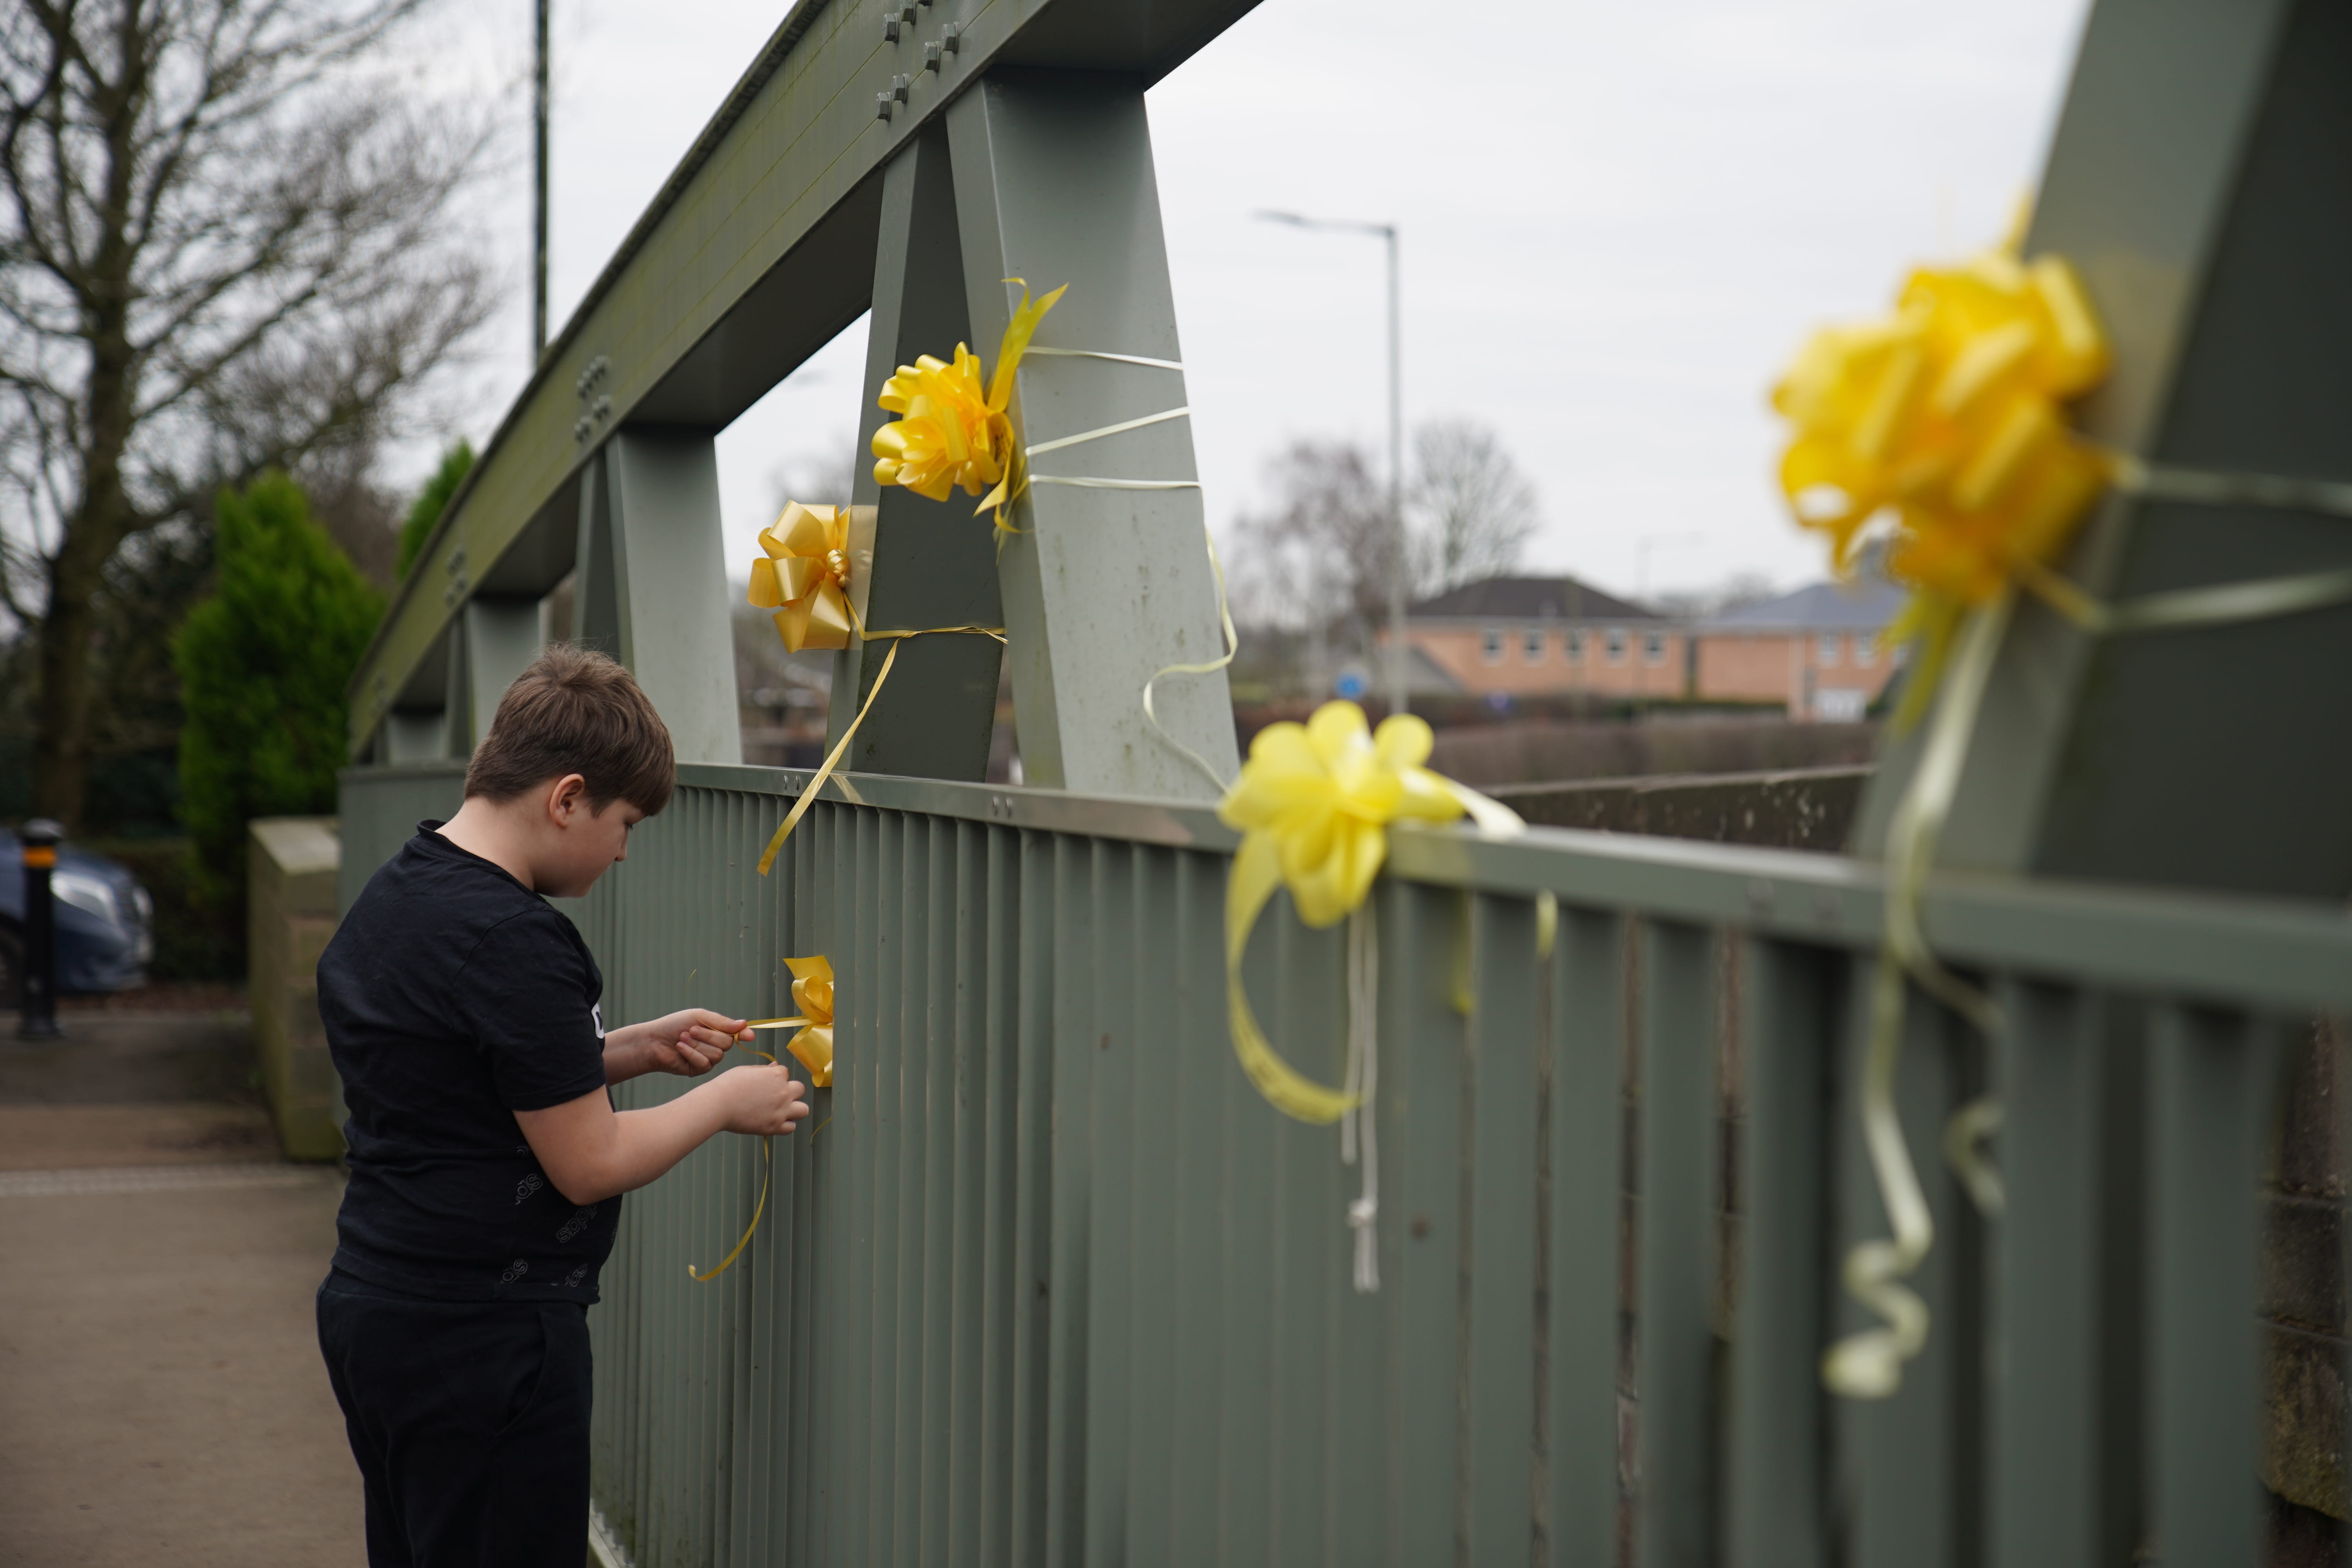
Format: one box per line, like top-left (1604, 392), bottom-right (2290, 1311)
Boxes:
top-left (946, 71), bottom-right (1238, 800)
top-left (598, 430), bottom-right (743, 763)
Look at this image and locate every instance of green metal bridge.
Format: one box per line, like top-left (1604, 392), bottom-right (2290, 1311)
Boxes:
top-left (339, 0), bottom-right (2352, 1562)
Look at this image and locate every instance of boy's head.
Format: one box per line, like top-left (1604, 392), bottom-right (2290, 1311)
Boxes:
top-left (461, 646), bottom-right (673, 896)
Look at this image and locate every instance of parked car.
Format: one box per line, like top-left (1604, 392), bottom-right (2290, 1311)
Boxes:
top-left (0, 836), bottom-right (154, 1003)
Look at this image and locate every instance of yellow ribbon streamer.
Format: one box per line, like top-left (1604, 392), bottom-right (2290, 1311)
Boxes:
top-left (688, 955), bottom-right (837, 1283)
top-left (747, 502), bottom-right (857, 653)
top-left (872, 280), bottom-right (1067, 535)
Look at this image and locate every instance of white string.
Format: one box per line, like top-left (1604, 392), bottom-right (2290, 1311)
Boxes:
top-left (1343, 904), bottom-right (1380, 1294)
top-left (1027, 476), bottom-right (1203, 491)
top-left (1025, 346), bottom-right (1186, 372)
top-left (1025, 405), bottom-right (1192, 457)
top-left (2114, 456), bottom-right (2352, 519)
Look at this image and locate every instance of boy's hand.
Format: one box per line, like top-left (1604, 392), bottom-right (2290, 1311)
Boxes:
top-left (622, 1009), bottom-right (751, 1078)
top-left (720, 1063), bottom-right (811, 1136)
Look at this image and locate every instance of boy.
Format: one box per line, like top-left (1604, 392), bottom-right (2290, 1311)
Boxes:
top-left (314, 645), bottom-right (808, 1567)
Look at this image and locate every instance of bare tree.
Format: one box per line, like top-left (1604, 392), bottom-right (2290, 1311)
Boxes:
top-left (0, 0), bottom-right (493, 825)
top-left (1229, 438), bottom-right (1396, 647)
top-left (1408, 417), bottom-right (1538, 595)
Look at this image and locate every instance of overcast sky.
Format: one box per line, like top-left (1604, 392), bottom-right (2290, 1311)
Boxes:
top-left (428, 0), bottom-right (2094, 604)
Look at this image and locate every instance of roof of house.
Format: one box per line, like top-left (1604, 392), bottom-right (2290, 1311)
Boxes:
top-left (1408, 575), bottom-right (1661, 622)
top-left (1708, 577), bottom-right (1907, 631)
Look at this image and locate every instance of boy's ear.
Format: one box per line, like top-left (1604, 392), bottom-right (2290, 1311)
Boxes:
top-left (545, 773), bottom-right (591, 824)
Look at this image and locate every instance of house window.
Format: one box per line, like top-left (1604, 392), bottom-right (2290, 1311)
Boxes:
top-left (1482, 628), bottom-right (1503, 664)
top-left (1523, 628), bottom-right (1546, 663)
top-left (1605, 629), bottom-right (1627, 664)
top-left (1817, 633), bottom-right (1841, 666)
top-left (1565, 628), bottom-right (1584, 662)
top-left (1643, 632), bottom-right (1667, 665)
top-left (1855, 636), bottom-right (1877, 668)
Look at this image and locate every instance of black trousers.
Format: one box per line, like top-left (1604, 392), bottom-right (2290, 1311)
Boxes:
top-left (316, 1269), bottom-right (592, 1568)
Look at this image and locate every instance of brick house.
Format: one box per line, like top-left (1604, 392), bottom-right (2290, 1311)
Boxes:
top-left (1389, 572), bottom-right (1908, 719)
top-left (1394, 576), bottom-right (1689, 700)
top-left (1695, 577), bottom-right (1908, 720)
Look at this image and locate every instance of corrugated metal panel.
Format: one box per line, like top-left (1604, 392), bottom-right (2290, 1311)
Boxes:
top-left (332, 762), bottom-right (2349, 1566)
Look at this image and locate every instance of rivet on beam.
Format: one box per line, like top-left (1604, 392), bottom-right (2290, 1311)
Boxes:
top-left (892, 74), bottom-right (911, 102)
top-left (875, 91), bottom-right (893, 122)
top-left (939, 22), bottom-right (959, 52)
top-left (882, 12), bottom-right (900, 42)
top-left (922, 40), bottom-right (941, 70)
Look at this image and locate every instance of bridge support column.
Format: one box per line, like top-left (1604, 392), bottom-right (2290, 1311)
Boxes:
top-left (574, 434), bottom-right (743, 764)
top-left (443, 597), bottom-right (545, 757)
top-left (945, 70), bottom-right (1237, 799)
top-left (826, 122), bottom-right (1005, 778)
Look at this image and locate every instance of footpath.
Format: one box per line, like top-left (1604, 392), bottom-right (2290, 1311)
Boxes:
top-left (0, 1001), bottom-right (367, 1567)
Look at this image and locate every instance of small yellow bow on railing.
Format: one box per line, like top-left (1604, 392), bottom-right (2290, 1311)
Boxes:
top-left (744, 955), bottom-right (835, 1089)
top-left (748, 503), bottom-right (857, 653)
top-left (872, 281), bottom-right (1067, 534)
top-left (689, 955), bottom-right (837, 1284)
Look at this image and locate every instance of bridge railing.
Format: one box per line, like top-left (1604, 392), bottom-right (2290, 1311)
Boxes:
top-left (339, 758), bottom-right (2352, 1567)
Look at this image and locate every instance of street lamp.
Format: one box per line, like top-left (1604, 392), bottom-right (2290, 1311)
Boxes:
top-left (1254, 209), bottom-right (1406, 719)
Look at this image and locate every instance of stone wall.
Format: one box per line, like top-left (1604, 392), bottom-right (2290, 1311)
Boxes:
top-left (247, 817), bottom-right (342, 1161)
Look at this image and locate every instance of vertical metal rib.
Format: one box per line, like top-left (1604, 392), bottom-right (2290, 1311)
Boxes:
top-left (1546, 906), bottom-right (1626, 1568)
top-left (1268, 890), bottom-right (1341, 1565)
top-left (1989, 979), bottom-right (2101, 1568)
top-left (1385, 879), bottom-right (1469, 1566)
top-left (1838, 975), bottom-right (1978, 1568)
top-left (1726, 937), bottom-right (1837, 1568)
top-left (1120, 844), bottom-right (1181, 1564)
top-left (947, 818), bottom-right (989, 1567)
top-left (1166, 847), bottom-right (1228, 1567)
top-left (1044, 836), bottom-right (1095, 1568)
top-left (1636, 918), bottom-right (1720, 1568)
top-left (2148, 1001), bottom-right (2278, 1565)
top-left (1010, 828), bottom-right (1056, 1562)
top-left (1082, 843), bottom-right (1138, 1563)
top-left (1463, 893), bottom-right (1542, 1561)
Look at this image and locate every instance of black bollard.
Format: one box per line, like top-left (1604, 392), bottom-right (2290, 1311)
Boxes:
top-left (17, 818), bottom-right (63, 1039)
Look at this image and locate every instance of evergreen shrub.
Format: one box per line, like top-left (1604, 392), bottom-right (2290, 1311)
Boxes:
top-left (174, 473), bottom-right (383, 892)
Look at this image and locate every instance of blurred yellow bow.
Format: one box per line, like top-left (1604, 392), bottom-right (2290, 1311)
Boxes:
top-left (748, 503), bottom-right (856, 653)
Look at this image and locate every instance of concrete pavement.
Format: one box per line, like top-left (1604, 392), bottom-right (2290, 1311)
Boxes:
top-left (0, 1009), bottom-right (367, 1567)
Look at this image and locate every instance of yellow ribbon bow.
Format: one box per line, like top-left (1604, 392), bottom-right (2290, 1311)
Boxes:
top-left (689, 955), bottom-right (837, 1283)
top-left (871, 281), bottom-right (1066, 533)
top-left (745, 955), bottom-right (835, 1089)
top-left (1775, 246), bottom-right (2112, 712)
top-left (747, 503), bottom-right (857, 653)
top-left (1218, 701), bottom-right (1493, 1123)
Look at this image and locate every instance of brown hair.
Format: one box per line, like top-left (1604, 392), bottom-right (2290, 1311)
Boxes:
top-left (463, 644), bottom-right (675, 815)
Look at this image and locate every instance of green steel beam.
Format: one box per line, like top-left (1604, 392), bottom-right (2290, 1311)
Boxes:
top-left (347, 0), bottom-right (1262, 751)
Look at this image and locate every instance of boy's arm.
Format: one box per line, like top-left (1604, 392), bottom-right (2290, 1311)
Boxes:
top-left (603, 1009), bottom-right (750, 1084)
top-left (515, 1063), bottom-right (810, 1205)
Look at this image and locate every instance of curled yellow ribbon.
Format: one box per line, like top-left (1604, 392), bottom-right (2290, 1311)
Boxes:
top-left (688, 955), bottom-right (837, 1283)
top-left (871, 281), bottom-right (1067, 534)
top-left (1216, 701), bottom-right (1519, 1123)
top-left (748, 502), bottom-right (856, 653)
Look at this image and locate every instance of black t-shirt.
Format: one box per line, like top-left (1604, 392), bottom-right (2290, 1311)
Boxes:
top-left (319, 821), bottom-right (618, 1303)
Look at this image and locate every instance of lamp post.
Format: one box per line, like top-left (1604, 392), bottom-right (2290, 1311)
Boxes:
top-left (1255, 210), bottom-right (1406, 718)
top-left (533, 0), bottom-right (550, 363)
